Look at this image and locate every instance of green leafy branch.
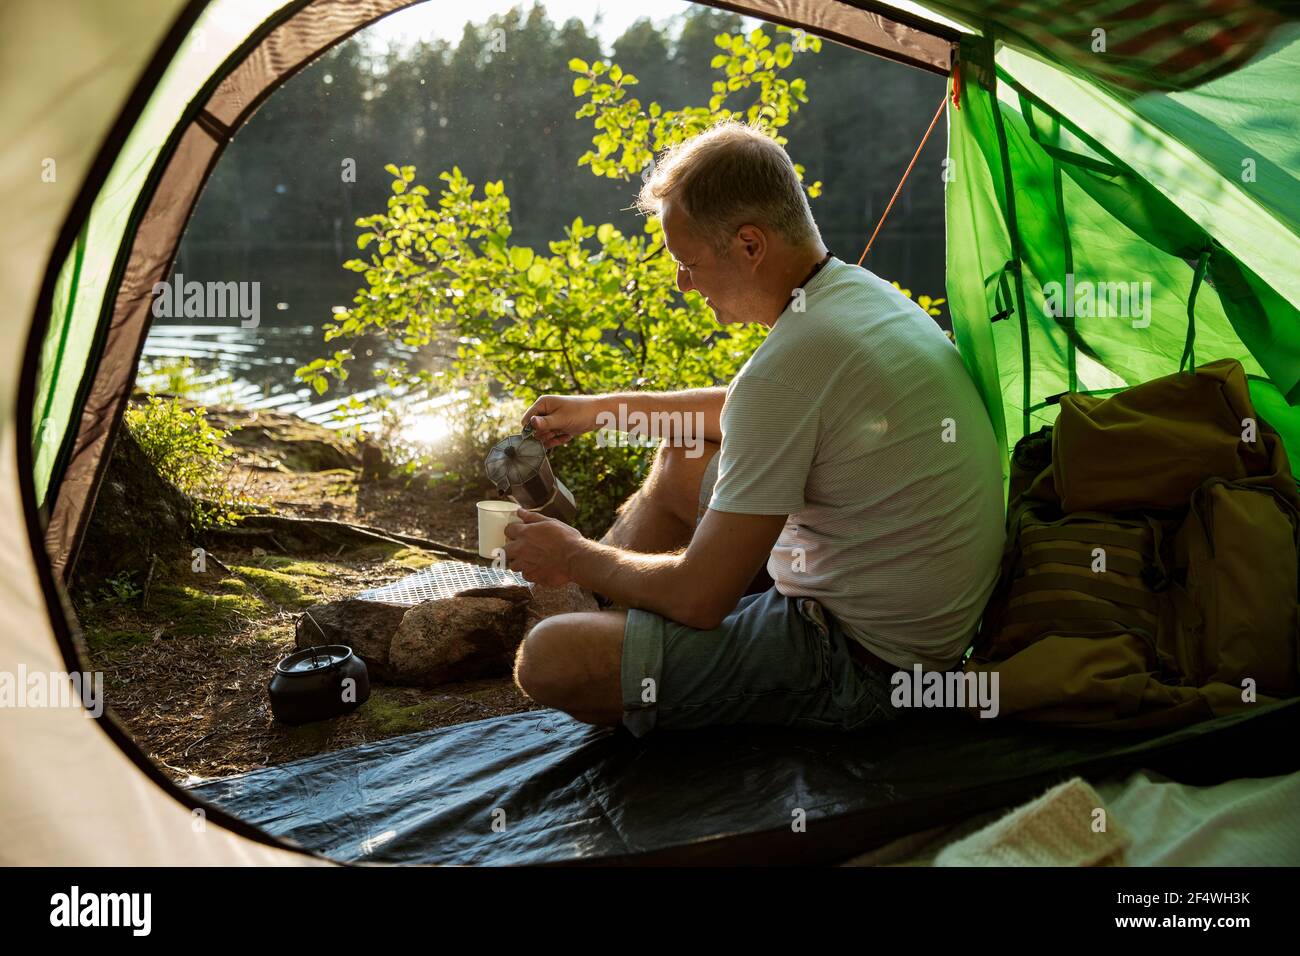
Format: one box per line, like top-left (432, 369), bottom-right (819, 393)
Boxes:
top-left (569, 25), bottom-right (823, 196)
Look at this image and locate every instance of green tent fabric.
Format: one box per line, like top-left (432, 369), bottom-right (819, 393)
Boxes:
top-left (30, 0), bottom-right (294, 509)
top-left (941, 18), bottom-right (1300, 491)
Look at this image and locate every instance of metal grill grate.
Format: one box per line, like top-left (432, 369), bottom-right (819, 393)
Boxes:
top-left (355, 562), bottom-right (530, 606)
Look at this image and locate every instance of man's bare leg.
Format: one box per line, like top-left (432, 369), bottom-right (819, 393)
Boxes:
top-left (599, 439), bottom-right (721, 553)
top-left (513, 439), bottom-right (720, 726)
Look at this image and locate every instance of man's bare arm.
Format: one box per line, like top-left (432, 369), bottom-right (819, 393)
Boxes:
top-left (565, 507), bottom-right (785, 629)
top-left (598, 387), bottom-right (726, 445)
top-left (522, 388), bottom-right (726, 449)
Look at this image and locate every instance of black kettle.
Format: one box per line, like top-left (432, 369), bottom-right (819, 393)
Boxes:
top-left (269, 644), bottom-right (370, 725)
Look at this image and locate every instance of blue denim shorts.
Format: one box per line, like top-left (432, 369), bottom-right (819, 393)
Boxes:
top-left (620, 586), bottom-right (901, 738)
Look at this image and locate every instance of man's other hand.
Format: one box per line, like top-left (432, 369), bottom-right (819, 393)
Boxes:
top-left (503, 508), bottom-right (584, 586)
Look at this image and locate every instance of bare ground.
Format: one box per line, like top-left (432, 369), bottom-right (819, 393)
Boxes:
top-left (74, 458), bottom-right (547, 783)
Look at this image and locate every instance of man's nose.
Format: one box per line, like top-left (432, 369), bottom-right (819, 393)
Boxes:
top-left (676, 265), bottom-right (693, 294)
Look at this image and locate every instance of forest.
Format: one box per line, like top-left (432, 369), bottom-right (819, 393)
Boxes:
top-left (177, 2), bottom-right (948, 335)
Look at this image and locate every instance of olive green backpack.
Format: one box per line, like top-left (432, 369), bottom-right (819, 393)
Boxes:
top-left (965, 359), bottom-right (1300, 730)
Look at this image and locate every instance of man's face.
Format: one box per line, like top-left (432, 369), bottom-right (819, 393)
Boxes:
top-left (660, 198), bottom-right (757, 327)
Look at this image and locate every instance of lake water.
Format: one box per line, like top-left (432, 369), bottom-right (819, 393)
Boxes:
top-left (140, 321), bottom-right (468, 449)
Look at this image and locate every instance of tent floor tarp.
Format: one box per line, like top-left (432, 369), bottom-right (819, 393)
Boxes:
top-left (187, 698), bottom-right (1300, 866)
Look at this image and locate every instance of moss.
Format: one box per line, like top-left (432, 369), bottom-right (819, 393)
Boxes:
top-left (249, 622), bottom-right (297, 646)
top-left (388, 547), bottom-right (442, 570)
top-left (353, 687), bottom-right (457, 735)
top-left (239, 554), bottom-right (335, 579)
top-left (350, 542), bottom-right (406, 563)
top-left (351, 542), bottom-right (450, 568)
top-left (228, 564), bottom-right (332, 610)
top-left (148, 580), bottom-right (267, 637)
top-left (323, 472), bottom-right (356, 496)
top-left (84, 628), bottom-right (153, 652)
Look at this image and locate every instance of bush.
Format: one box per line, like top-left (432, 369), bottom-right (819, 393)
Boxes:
top-left (124, 394), bottom-right (246, 530)
top-left (136, 355), bottom-right (240, 403)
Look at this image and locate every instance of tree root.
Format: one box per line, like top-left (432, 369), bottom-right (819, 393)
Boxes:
top-left (202, 513), bottom-right (481, 563)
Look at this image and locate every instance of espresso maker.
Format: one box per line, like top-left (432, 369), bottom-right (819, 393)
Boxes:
top-left (483, 425), bottom-right (578, 523)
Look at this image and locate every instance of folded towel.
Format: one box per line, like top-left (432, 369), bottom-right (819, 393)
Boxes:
top-left (935, 777), bottom-right (1129, 866)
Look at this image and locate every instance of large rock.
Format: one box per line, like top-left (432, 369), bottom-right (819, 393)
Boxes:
top-left (295, 599), bottom-right (408, 681)
top-left (294, 581), bottom-right (602, 687)
top-left (459, 585), bottom-right (532, 603)
top-left (523, 582), bottom-right (600, 630)
top-left (388, 596), bottom-right (529, 686)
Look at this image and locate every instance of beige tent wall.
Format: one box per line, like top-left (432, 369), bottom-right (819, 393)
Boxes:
top-left (0, 0), bottom-right (322, 866)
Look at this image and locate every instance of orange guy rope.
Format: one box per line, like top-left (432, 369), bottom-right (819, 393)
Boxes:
top-left (855, 90), bottom-right (950, 267)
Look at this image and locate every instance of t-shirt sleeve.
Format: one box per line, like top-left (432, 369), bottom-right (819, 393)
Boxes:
top-left (708, 374), bottom-right (820, 515)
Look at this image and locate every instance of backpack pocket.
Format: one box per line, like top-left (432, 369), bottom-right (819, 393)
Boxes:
top-left (1169, 479), bottom-right (1299, 696)
top-left (975, 509), bottom-right (1169, 666)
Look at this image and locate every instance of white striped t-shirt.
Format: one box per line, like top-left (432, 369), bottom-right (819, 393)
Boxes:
top-left (708, 257), bottom-right (1006, 670)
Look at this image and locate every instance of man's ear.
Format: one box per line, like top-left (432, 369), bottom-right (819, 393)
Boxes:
top-left (736, 223), bottom-right (767, 267)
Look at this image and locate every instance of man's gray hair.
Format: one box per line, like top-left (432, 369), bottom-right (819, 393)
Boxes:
top-left (635, 121), bottom-right (821, 255)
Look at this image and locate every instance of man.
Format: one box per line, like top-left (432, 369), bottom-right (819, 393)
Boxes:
top-left (503, 121), bottom-right (1005, 737)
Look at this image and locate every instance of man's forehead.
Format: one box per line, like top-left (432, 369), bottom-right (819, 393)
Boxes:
top-left (661, 199), bottom-right (703, 258)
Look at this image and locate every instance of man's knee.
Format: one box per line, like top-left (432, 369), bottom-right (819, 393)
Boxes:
top-left (513, 615), bottom-right (579, 704)
top-left (514, 613), bottom-right (626, 728)
top-left (648, 438), bottom-right (719, 516)
top-left (656, 437), bottom-right (719, 475)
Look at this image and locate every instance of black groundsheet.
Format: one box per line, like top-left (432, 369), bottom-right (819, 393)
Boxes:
top-left (189, 697), bottom-right (1300, 865)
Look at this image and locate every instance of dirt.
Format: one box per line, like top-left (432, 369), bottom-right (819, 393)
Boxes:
top-left (73, 442), bottom-right (549, 783)
top-left (233, 464), bottom-right (490, 554)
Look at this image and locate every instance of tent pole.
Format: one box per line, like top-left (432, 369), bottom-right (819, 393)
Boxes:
top-left (856, 92), bottom-right (948, 266)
